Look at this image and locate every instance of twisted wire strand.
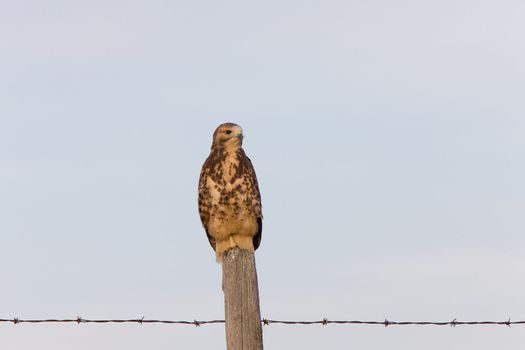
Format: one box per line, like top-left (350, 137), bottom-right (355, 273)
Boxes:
top-left (2, 317), bottom-right (523, 327)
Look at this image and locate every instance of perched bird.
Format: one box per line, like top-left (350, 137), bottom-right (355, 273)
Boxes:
top-left (198, 123), bottom-right (262, 261)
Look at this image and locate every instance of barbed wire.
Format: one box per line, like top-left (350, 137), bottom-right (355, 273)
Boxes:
top-left (1, 317), bottom-right (524, 327)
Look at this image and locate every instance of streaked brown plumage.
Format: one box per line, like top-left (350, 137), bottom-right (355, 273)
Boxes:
top-left (198, 123), bottom-right (262, 261)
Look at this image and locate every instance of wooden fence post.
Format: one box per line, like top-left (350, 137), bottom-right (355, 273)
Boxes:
top-left (222, 247), bottom-right (263, 350)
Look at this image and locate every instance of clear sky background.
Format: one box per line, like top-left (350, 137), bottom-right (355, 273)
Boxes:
top-left (1, 1), bottom-right (524, 349)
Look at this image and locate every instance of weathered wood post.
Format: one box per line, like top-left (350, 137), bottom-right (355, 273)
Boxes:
top-left (222, 247), bottom-right (263, 350)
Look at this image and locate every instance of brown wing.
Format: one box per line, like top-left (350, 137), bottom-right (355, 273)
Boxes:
top-left (241, 152), bottom-right (263, 250)
top-left (198, 156), bottom-right (216, 251)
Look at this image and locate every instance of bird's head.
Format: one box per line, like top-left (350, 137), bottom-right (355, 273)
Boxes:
top-left (212, 123), bottom-right (244, 149)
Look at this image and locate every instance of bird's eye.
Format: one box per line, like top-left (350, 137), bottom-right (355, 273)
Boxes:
top-left (225, 130), bottom-right (232, 135)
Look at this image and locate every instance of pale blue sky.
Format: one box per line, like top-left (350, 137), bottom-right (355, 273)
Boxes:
top-left (1, 1), bottom-right (524, 349)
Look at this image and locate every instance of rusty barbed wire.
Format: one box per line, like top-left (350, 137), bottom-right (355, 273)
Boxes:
top-left (1, 317), bottom-right (524, 327)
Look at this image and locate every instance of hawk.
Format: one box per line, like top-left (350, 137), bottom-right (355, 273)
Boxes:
top-left (198, 123), bottom-right (262, 261)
